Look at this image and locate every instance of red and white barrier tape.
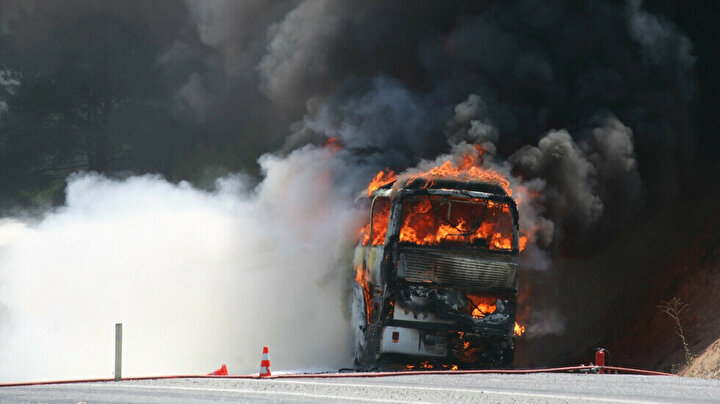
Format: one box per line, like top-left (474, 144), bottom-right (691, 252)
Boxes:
top-left (0, 364), bottom-right (675, 387)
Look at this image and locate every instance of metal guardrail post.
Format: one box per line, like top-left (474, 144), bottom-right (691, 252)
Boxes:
top-left (115, 323), bottom-right (122, 381)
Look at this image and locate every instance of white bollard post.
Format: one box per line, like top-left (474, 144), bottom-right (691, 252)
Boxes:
top-left (115, 323), bottom-right (122, 381)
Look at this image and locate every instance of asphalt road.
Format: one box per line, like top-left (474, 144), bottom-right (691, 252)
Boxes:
top-left (2, 373), bottom-right (720, 403)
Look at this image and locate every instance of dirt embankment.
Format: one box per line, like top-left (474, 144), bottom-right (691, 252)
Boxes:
top-left (609, 167), bottom-right (720, 377)
top-left (682, 339), bottom-right (720, 378)
top-left (515, 165), bottom-right (720, 375)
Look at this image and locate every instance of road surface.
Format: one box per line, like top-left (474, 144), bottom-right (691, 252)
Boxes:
top-left (2, 372), bottom-right (720, 403)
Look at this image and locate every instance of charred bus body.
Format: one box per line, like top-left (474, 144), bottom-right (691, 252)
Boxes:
top-left (353, 178), bottom-right (520, 369)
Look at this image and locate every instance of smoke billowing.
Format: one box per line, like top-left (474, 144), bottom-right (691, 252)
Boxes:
top-left (0, 0), bottom-right (707, 379)
top-left (0, 148), bottom-right (359, 381)
top-left (0, 0), bottom-right (696, 196)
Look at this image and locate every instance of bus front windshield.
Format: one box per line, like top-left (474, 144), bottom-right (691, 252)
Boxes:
top-left (399, 195), bottom-right (514, 250)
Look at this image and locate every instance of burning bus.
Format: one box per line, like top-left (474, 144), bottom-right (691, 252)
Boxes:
top-left (353, 174), bottom-right (521, 369)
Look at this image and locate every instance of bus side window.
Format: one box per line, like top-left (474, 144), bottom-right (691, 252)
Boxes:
top-left (370, 197), bottom-right (391, 246)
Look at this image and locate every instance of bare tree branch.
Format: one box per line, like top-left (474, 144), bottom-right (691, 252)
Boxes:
top-left (658, 297), bottom-right (693, 368)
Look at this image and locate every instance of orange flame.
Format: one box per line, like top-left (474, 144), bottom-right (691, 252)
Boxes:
top-left (399, 197), bottom-right (515, 250)
top-left (468, 295), bottom-right (498, 319)
top-left (407, 145), bottom-right (512, 196)
top-left (362, 145), bottom-right (523, 251)
top-left (519, 235), bottom-right (529, 251)
top-left (365, 147), bottom-right (511, 197)
top-left (360, 197), bottom-right (391, 246)
top-left (419, 360), bottom-right (433, 369)
top-left (514, 322), bottom-right (526, 336)
top-left (355, 265), bottom-right (372, 323)
top-left (325, 136), bottom-right (342, 151)
top-left (367, 169), bottom-right (397, 196)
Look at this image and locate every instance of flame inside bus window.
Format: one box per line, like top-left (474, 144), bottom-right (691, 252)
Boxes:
top-left (399, 195), bottom-right (514, 250)
top-left (367, 197), bottom-right (391, 246)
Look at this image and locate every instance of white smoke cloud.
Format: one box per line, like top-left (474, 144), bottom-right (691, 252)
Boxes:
top-left (526, 309), bottom-right (566, 339)
top-left (0, 146), bottom-right (360, 383)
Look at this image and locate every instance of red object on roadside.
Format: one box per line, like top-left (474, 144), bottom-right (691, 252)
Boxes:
top-left (208, 364), bottom-right (228, 376)
top-left (260, 346), bottom-right (272, 377)
top-left (595, 348), bottom-right (607, 374)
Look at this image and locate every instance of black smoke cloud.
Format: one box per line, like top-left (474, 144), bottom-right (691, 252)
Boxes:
top-left (0, 0), bottom-right (696, 195)
top-left (240, 0), bottom-right (683, 245)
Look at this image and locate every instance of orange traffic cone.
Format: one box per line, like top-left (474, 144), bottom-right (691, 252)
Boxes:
top-left (208, 364), bottom-right (228, 376)
top-left (259, 346), bottom-right (271, 377)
